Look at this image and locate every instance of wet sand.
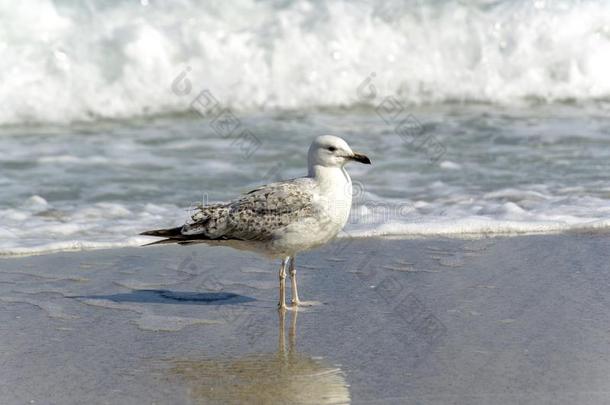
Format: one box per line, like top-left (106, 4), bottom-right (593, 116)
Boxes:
top-left (1, 233), bottom-right (610, 404)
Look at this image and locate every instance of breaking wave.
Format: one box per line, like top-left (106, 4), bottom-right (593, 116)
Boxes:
top-left (1, 0), bottom-right (610, 124)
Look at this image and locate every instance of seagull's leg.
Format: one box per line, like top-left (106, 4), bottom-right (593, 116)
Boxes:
top-left (278, 257), bottom-right (288, 310)
top-left (289, 256), bottom-right (302, 306)
top-left (278, 305), bottom-right (286, 356)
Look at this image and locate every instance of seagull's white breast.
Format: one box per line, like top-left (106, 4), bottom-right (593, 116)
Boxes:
top-left (269, 166), bottom-right (352, 256)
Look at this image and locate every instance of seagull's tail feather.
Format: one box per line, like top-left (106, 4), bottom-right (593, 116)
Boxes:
top-left (140, 226), bottom-right (217, 247)
top-left (140, 226), bottom-right (189, 246)
top-left (141, 238), bottom-right (182, 246)
top-left (140, 227), bottom-right (184, 238)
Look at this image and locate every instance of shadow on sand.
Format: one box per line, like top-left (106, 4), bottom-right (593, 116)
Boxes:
top-left (70, 289), bottom-right (256, 305)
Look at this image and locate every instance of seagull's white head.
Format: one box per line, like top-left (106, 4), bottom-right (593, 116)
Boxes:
top-left (307, 135), bottom-right (371, 172)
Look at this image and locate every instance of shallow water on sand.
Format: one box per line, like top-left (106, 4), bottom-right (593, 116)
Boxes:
top-left (1, 235), bottom-right (610, 404)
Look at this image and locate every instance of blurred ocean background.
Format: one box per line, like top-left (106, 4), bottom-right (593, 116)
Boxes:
top-left (1, 0), bottom-right (609, 255)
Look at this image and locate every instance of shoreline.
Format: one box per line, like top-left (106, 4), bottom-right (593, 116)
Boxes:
top-left (2, 227), bottom-right (610, 259)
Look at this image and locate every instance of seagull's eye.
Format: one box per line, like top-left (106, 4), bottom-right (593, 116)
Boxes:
top-left (327, 146), bottom-right (337, 152)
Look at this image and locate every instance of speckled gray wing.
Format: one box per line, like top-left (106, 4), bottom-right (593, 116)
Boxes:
top-left (181, 203), bottom-right (231, 238)
top-left (182, 178), bottom-right (317, 241)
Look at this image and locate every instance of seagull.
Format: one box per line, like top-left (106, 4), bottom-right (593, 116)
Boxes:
top-left (141, 135), bottom-right (371, 310)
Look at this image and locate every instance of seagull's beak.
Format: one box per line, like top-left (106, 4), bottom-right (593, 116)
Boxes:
top-left (350, 152), bottom-right (371, 165)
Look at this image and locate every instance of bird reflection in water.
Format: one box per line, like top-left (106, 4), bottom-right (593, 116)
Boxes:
top-left (168, 308), bottom-right (350, 404)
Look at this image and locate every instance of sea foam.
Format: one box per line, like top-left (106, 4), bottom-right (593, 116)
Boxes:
top-left (2, 190), bottom-right (609, 257)
top-left (1, 0), bottom-right (610, 124)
